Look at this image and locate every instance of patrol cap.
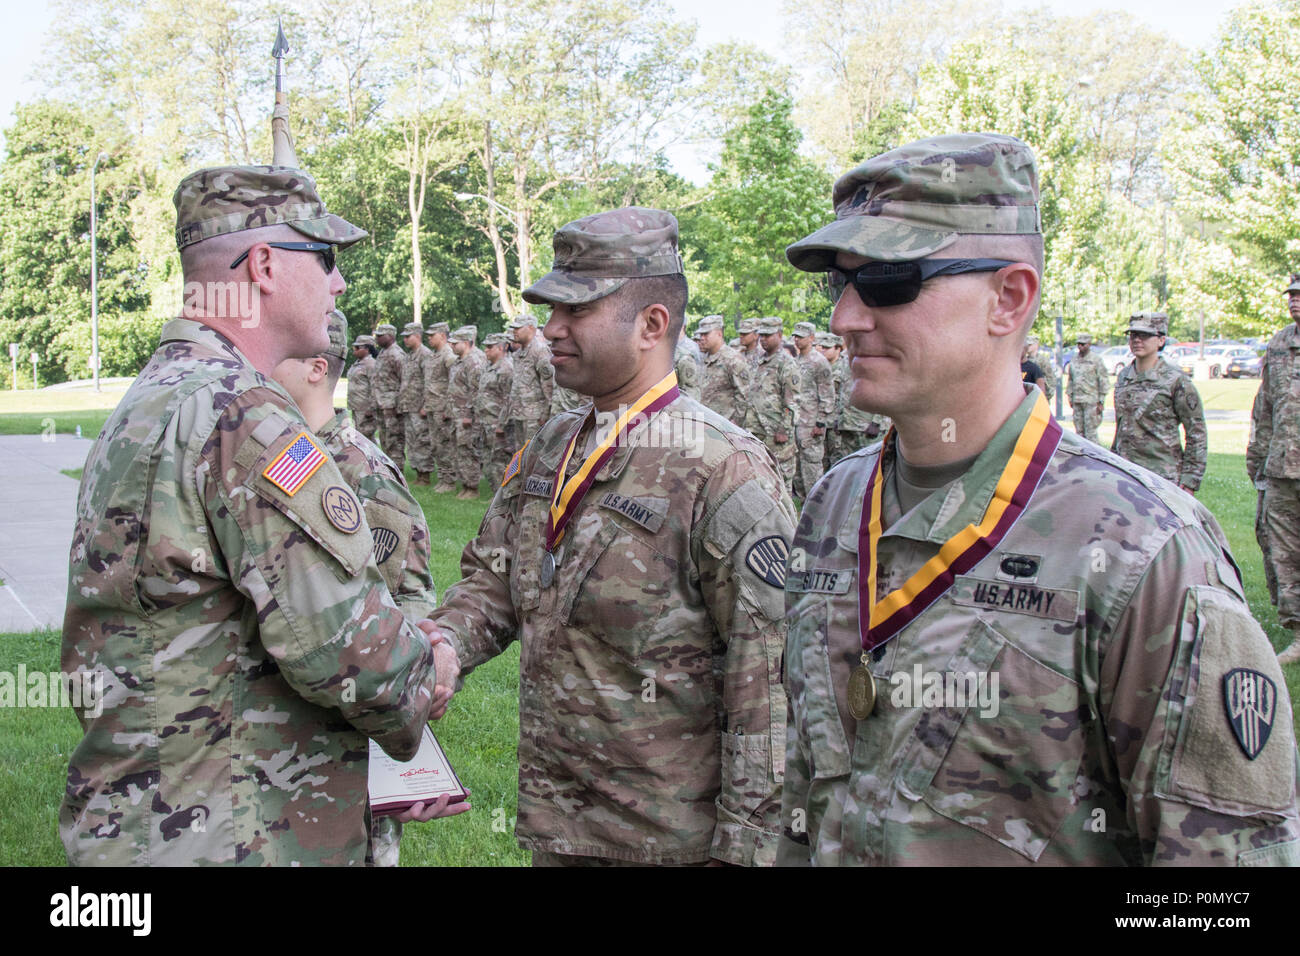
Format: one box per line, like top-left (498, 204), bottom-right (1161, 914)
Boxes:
top-left (322, 310), bottom-right (349, 361)
top-left (402, 321), bottom-right (424, 337)
top-left (522, 207), bottom-right (685, 305)
top-left (174, 165), bottom-right (367, 251)
top-left (508, 315), bottom-right (537, 330)
top-left (786, 133), bottom-right (1040, 271)
top-left (792, 321), bottom-right (816, 339)
top-left (374, 323), bottom-right (397, 336)
top-left (483, 333), bottom-right (510, 347)
top-left (1129, 311), bottom-right (1168, 335)
top-left (697, 315), bottom-right (724, 335)
top-left (1285, 273), bottom-right (1300, 294)
top-left (737, 318), bottom-right (758, 334)
top-left (814, 331), bottom-right (841, 348)
top-left (352, 334), bottom-right (375, 348)
top-left (450, 325), bottom-right (477, 343)
top-left (755, 317), bottom-right (783, 335)
top-left (1076, 333), bottom-right (1093, 345)
top-left (426, 321), bottom-right (450, 336)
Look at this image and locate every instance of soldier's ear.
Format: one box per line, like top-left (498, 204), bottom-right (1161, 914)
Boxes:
top-left (987, 263), bottom-right (1039, 342)
top-left (638, 303), bottom-right (671, 351)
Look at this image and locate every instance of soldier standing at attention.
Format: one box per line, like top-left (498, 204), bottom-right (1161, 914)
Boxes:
top-left (1067, 333), bottom-right (1109, 442)
top-left (373, 322), bottom-right (405, 465)
top-left (506, 315), bottom-right (556, 449)
top-left (423, 322), bottom-right (456, 493)
top-left (746, 317), bottom-right (800, 496)
top-left (1111, 311), bottom-right (1206, 494)
top-left (779, 132), bottom-right (1298, 866)
top-left (1025, 333), bottom-right (1056, 398)
top-left (427, 207), bottom-right (794, 866)
top-left (791, 321), bottom-right (834, 498)
top-left (60, 165), bottom-right (461, 866)
top-left (270, 310), bottom-right (457, 866)
top-left (448, 325), bottom-right (487, 499)
top-left (478, 332), bottom-right (516, 487)
top-left (1249, 274), bottom-right (1300, 665)
top-left (347, 330), bottom-right (379, 442)
top-left (736, 317), bottom-right (762, 368)
top-left (675, 326), bottom-right (703, 400)
top-left (698, 314), bottom-right (751, 427)
top-left (400, 321), bottom-right (436, 485)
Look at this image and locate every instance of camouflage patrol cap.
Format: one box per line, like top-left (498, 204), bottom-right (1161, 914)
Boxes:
top-left (352, 334), bottom-right (375, 348)
top-left (450, 325), bottom-right (477, 343)
top-left (375, 323), bottom-right (397, 336)
top-left (322, 310), bottom-right (349, 361)
top-left (173, 165), bottom-right (367, 251)
top-left (1284, 273), bottom-right (1300, 294)
top-left (483, 333), bottom-right (510, 347)
top-left (1076, 333), bottom-right (1093, 345)
top-left (755, 317), bottom-right (783, 335)
top-left (791, 321), bottom-right (816, 339)
top-left (787, 133), bottom-right (1040, 271)
top-left (522, 207), bottom-right (685, 305)
top-left (697, 315), bottom-right (725, 335)
top-left (814, 331), bottom-right (840, 348)
top-left (402, 321), bottom-right (424, 337)
top-left (426, 322), bottom-right (450, 336)
top-left (737, 318), bottom-right (758, 335)
top-left (507, 315), bottom-right (537, 330)
top-left (1129, 311), bottom-right (1168, 335)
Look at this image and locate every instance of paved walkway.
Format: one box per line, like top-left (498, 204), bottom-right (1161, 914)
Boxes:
top-left (0, 434), bottom-right (93, 633)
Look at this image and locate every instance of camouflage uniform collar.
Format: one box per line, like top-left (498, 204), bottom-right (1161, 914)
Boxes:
top-left (160, 317), bottom-right (254, 366)
top-left (875, 386), bottom-right (1040, 547)
top-left (535, 392), bottom-right (676, 483)
top-left (315, 408), bottom-right (352, 445)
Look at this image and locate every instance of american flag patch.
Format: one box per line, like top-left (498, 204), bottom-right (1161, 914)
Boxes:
top-left (501, 440), bottom-right (529, 487)
top-left (262, 432), bottom-right (327, 496)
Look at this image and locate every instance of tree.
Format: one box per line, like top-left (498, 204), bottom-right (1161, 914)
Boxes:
top-left (687, 90), bottom-right (832, 326)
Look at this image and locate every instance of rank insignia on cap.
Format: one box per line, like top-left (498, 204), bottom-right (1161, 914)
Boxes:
top-left (263, 432), bottom-right (327, 497)
top-left (372, 527), bottom-right (399, 564)
top-left (746, 535), bottom-right (790, 588)
top-left (1223, 668), bottom-right (1277, 760)
top-left (322, 485), bottom-right (362, 534)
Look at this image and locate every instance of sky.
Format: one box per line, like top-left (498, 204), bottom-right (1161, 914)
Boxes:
top-left (0, 0), bottom-right (1244, 153)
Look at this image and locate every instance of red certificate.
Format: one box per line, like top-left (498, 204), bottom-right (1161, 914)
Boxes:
top-left (368, 725), bottom-right (468, 817)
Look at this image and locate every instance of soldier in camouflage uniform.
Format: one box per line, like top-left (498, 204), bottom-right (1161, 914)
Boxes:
top-left (448, 325), bottom-right (487, 499)
top-left (506, 315), bottom-right (556, 451)
top-left (400, 321), bottom-right (436, 485)
top-left (477, 332), bottom-right (515, 487)
top-left (746, 317), bottom-right (800, 495)
top-left (60, 165), bottom-right (460, 866)
top-left (1249, 274), bottom-right (1300, 665)
top-left (1111, 312), bottom-right (1207, 493)
top-left (1067, 333), bottom-right (1109, 442)
top-left (817, 331), bottom-right (888, 469)
top-left (1025, 333), bottom-right (1057, 399)
top-left (736, 317), bottom-right (762, 368)
top-left (424, 322), bottom-right (457, 493)
top-left (697, 314), bottom-right (751, 427)
top-left (779, 133), bottom-right (1299, 866)
top-left (1248, 386), bottom-right (1280, 612)
top-left (674, 327), bottom-right (703, 400)
top-left (429, 207), bottom-right (794, 865)
top-left (373, 323), bottom-right (405, 466)
top-left (270, 310), bottom-right (457, 866)
top-left (791, 321), bottom-right (834, 498)
top-left (347, 330), bottom-right (379, 441)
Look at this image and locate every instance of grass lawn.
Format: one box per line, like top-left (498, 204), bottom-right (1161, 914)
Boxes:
top-left (2, 381), bottom-right (1296, 866)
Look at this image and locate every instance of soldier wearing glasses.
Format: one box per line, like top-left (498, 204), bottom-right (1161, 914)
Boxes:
top-left (777, 133), bottom-right (1298, 866)
top-left (1111, 311), bottom-right (1206, 494)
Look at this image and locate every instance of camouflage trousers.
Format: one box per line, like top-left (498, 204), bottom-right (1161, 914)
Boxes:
top-left (405, 411), bottom-right (434, 474)
top-left (368, 816), bottom-right (403, 868)
top-left (758, 431), bottom-right (796, 495)
top-left (454, 418), bottom-right (483, 490)
top-left (531, 850), bottom-right (710, 867)
top-left (1071, 402), bottom-right (1102, 443)
top-left (353, 408), bottom-right (379, 443)
top-left (1264, 477), bottom-right (1300, 627)
top-left (1257, 485), bottom-right (1278, 607)
top-left (432, 414), bottom-right (456, 484)
top-left (826, 428), bottom-right (874, 471)
top-left (793, 426), bottom-right (824, 499)
top-left (380, 408), bottom-right (406, 469)
top-left (482, 424), bottom-right (512, 488)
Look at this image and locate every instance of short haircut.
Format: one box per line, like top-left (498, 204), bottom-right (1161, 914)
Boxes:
top-left (612, 274), bottom-right (688, 345)
top-left (322, 352), bottom-right (344, 387)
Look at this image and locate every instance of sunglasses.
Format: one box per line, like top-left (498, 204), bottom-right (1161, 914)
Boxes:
top-left (229, 241), bottom-right (336, 274)
top-left (827, 258), bottom-right (1018, 307)
top-left (1126, 331), bottom-right (1159, 340)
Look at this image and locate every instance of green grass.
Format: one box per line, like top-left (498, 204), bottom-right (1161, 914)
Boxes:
top-left (59, 468), bottom-right (82, 481)
top-left (0, 387), bottom-right (127, 440)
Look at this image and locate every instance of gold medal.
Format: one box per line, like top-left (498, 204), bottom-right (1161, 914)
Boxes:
top-left (540, 550), bottom-right (556, 588)
top-left (847, 654), bottom-right (876, 719)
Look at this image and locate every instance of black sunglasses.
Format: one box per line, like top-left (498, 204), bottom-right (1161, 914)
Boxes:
top-left (229, 241), bottom-right (336, 274)
top-left (1126, 330), bottom-right (1159, 340)
top-left (827, 258), bottom-right (1018, 307)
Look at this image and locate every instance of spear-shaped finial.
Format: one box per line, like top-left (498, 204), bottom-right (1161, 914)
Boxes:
top-left (270, 18), bottom-right (299, 167)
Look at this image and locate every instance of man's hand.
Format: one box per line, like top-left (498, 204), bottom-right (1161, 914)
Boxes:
top-left (495, 427), bottom-right (504, 437)
top-left (812, 426), bottom-right (825, 438)
top-left (395, 789), bottom-right (472, 823)
top-left (774, 431), bottom-right (788, 444)
top-left (417, 620), bottom-right (461, 719)
top-left (461, 417), bottom-right (473, 427)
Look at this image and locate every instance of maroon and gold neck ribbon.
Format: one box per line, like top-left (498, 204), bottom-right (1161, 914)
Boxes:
top-left (858, 390), bottom-right (1062, 652)
top-left (545, 371), bottom-right (680, 551)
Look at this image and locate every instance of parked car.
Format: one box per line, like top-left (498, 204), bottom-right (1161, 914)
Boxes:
top-left (1097, 345), bottom-right (1133, 376)
top-left (1225, 348), bottom-right (1264, 378)
top-left (1177, 344), bottom-right (1254, 378)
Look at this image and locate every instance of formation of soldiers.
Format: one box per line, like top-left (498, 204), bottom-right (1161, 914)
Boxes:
top-left (346, 309), bottom-right (892, 502)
